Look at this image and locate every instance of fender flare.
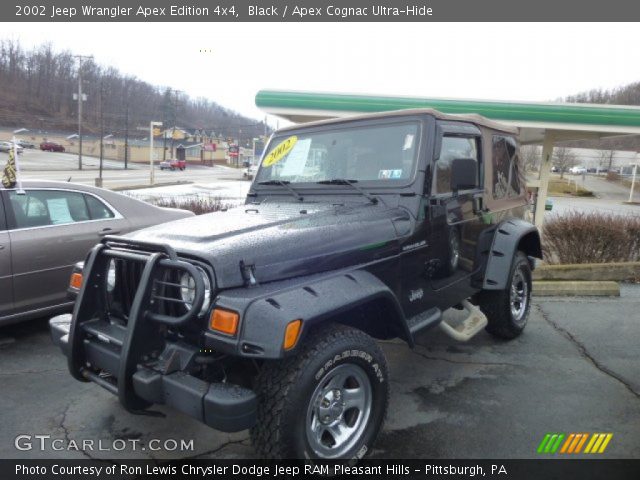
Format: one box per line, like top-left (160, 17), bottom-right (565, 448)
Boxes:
top-left (213, 270), bottom-right (409, 359)
top-left (481, 218), bottom-right (542, 291)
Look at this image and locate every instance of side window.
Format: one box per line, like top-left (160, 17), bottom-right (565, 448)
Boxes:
top-left (9, 190), bottom-right (90, 228)
top-left (433, 136), bottom-right (479, 194)
top-left (0, 194), bottom-right (6, 230)
top-left (85, 194), bottom-right (115, 220)
top-left (492, 136), bottom-right (522, 199)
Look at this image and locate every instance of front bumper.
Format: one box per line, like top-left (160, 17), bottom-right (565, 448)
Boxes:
top-left (50, 314), bottom-right (256, 432)
top-left (50, 238), bottom-right (258, 434)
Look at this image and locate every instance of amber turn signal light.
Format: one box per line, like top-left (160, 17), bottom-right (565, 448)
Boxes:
top-left (210, 309), bottom-right (239, 336)
top-left (283, 319), bottom-right (302, 350)
top-left (70, 273), bottom-right (83, 289)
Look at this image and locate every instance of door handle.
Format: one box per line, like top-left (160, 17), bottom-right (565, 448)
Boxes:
top-left (98, 228), bottom-right (120, 237)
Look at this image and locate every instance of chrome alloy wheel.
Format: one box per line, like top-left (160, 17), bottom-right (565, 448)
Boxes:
top-left (305, 363), bottom-right (372, 458)
top-left (510, 268), bottom-right (528, 324)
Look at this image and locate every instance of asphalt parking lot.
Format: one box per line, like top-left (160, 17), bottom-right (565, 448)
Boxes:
top-left (1, 287), bottom-right (638, 460)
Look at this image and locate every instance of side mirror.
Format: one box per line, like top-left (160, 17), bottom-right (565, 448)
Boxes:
top-left (450, 158), bottom-right (478, 192)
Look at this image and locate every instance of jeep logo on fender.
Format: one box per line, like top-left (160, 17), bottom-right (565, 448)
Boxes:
top-left (409, 289), bottom-right (424, 302)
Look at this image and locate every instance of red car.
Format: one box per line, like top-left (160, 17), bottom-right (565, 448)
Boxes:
top-left (40, 141), bottom-right (65, 152)
top-left (159, 159), bottom-right (186, 171)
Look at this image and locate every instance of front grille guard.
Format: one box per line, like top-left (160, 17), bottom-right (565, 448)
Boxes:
top-left (67, 236), bottom-right (206, 411)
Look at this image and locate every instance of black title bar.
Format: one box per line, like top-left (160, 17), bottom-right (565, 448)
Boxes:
top-left (5, 0), bottom-right (640, 22)
top-left (3, 459), bottom-right (640, 480)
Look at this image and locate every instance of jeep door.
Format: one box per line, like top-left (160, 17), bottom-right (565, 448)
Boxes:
top-left (425, 123), bottom-right (487, 305)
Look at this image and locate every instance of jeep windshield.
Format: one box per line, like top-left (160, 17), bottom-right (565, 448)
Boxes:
top-left (255, 121), bottom-right (420, 186)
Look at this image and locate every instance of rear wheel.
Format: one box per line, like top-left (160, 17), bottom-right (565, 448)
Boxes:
top-left (477, 251), bottom-right (532, 339)
top-left (250, 324), bottom-right (389, 460)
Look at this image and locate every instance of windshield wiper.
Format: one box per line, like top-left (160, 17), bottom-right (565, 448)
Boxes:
top-left (316, 179), bottom-right (378, 205)
top-left (257, 180), bottom-right (304, 201)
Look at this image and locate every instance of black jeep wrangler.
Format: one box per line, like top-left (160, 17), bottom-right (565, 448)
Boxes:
top-left (50, 109), bottom-right (541, 460)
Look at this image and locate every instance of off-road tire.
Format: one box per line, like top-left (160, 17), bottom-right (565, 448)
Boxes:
top-left (477, 251), bottom-right (532, 339)
top-left (250, 323), bottom-right (389, 460)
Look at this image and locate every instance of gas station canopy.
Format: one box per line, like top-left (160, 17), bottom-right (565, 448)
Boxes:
top-left (255, 90), bottom-right (640, 143)
top-left (256, 90), bottom-right (640, 226)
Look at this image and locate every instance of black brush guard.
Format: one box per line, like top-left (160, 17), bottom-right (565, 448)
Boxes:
top-left (50, 236), bottom-right (256, 433)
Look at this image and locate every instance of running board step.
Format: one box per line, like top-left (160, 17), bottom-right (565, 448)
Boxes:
top-left (439, 300), bottom-right (488, 342)
top-left (406, 307), bottom-right (442, 340)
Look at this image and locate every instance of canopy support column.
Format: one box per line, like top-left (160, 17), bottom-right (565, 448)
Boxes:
top-left (534, 132), bottom-right (556, 228)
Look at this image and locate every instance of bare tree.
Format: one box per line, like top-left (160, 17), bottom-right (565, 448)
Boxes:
top-left (520, 145), bottom-right (540, 172)
top-left (598, 149), bottom-right (616, 171)
top-left (553, 147), bottom-right (577, 179)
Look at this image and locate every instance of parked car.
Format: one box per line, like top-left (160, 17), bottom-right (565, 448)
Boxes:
top-left (570, 166), bottom-right (587, 175)
top-left (16, 139), bottom-right (35, 149)
top-left (0, 141), bottom-right (24, 154)
top-left (39, 141), bottom-right (65, 152)
top-left (50, 109), bottom-right (542, 460)
top-left (0, 180), bottom-right (194, 326)
top-left (551, 166), bottom-right (558, 173)
top-left (159, 159), bottom-right (186, 171)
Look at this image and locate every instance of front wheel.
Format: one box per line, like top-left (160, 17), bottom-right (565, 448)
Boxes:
top-left (250, 324), bottom-right (389, 460)
top-left (477, 251), bottom-right (532, 339)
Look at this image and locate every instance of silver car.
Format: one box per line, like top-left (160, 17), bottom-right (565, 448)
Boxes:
top-left (0, 142), bottom-right (24, 154)
top-left (0, 180), bottom-right (194, 325)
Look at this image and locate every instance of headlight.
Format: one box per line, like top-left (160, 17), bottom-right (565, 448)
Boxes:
top-left (107, 260), bottom-right (116, 293)
top-left (179, 267), bottom-right (211, 315)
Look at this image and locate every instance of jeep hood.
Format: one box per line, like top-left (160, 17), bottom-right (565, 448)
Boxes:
top-left (126, 202), bottom-right (408, 288)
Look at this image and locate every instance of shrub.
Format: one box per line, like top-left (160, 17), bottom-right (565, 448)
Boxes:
top-left (606, 171), bottom-right (621, 182)
top-left (543, 211), bottom-right (640, 264)
top-left (145, 195), bottom-right (234, 215)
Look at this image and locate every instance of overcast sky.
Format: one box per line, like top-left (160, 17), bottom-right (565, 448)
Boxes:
top-left (2, 23), bottom-right (640, 127)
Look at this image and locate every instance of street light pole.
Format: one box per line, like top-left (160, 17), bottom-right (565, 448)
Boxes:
top-left (629, 153), bottom-right (638, 203)
top-left (150, 121), bottom-right (162, 185)
top-left (238, 128), bottom-right (241, 167)
top-left (77, 64), bottom-right (83, 171)
top-left (97, 81), bottom-right (104, 187)
top-left (124, 102), bottom-right (129, 170)
top-left (74, 55), bottom-right (92, 171)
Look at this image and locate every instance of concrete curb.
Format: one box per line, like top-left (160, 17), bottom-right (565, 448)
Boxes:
top-left (533, 262), bottom-right (640, 281)
top-left (532, 280), bottom-right (620, 297)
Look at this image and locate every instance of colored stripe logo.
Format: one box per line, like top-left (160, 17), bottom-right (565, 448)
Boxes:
top-left (537, 433), bottom-right (612, 454)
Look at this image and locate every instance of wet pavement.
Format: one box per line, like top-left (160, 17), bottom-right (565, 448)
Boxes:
top-left (1, 286), bottom-right (638, 460)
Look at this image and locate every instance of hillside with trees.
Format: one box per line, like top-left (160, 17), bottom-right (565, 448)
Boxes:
top-left (0, 40), bottom-right (268, 141)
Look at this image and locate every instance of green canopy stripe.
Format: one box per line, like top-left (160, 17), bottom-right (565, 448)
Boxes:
top-left (256, 90), bottom-right (640, 128)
